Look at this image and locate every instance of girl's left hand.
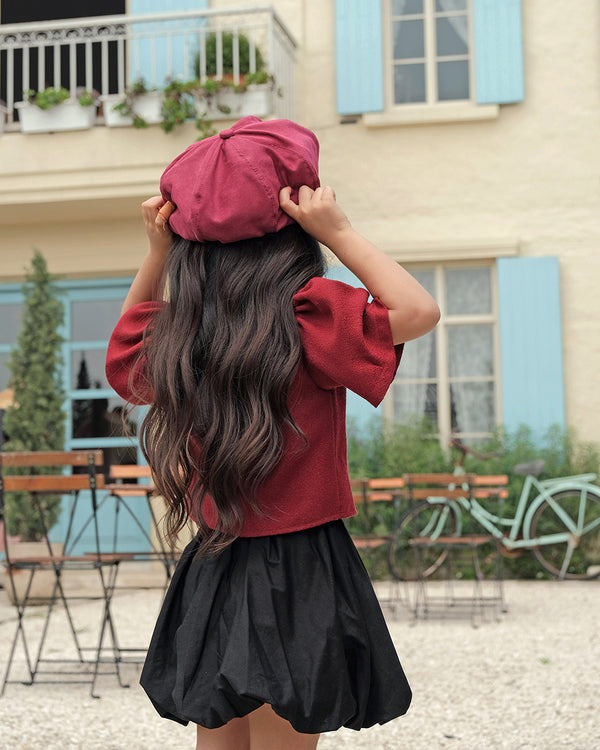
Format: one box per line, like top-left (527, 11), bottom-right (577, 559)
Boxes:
top-left (142, 196), bottom-right (173, 254)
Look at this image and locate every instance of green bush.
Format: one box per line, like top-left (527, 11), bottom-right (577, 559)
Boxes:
top-left (346, 418), bottom-right (600, 579)
top-left (347, 415), bottom-right (450, 479)
top-left (194, 32), bottom-right (265, 78)
top-left (3, 251), bottom-right (66, 540)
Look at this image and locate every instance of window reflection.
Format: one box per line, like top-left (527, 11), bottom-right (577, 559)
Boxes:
top-left (450, 382), bottom-right (495, 433)
top-left (73, 350), bottom-right (111, 390)
top-left (0, 352), bottom-right (11, 391)
top-left (393, 383), bottom-right (438, 423)
top-left (445, 267), bottom-right (491, 315)
top-left (72, 393), bottom-right (137, 472)
top-left (394, 63), bottom-right (426, 103)
top-left (0, 304), bottom-right (22, 345)
top-left (71, 298), bottom-right (123, 342)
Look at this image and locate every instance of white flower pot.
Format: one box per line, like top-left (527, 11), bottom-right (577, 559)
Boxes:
top-left (239, 84), bottom-right (273, 117)
top-left (101, 91), bottom-right (163, 127)
top-left (195, 85), bottom-right (273, 121)
top-left (100, 94), bottom-right (134, 127)
top-left (15, 99), bottom-right (97, 133)
top-left (132, 91), bottom-right (163, 124)
top-left (194, 92), bottom-right (233, 120)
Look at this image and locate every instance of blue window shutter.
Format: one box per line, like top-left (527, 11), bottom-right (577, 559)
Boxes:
top-left (130, 0), bottom-right (208, 86)
top-left (335, 0), bottom-right (384, 115)
top-left (473, 0), bottom-right (524, 104)
top-left (497, 257), bottom-right (565, 439)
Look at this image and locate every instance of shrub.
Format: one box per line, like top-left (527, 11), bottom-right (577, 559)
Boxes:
top-left (194, 31), bottom-right (265, 78)
top-left (346, 418), bottom-right (600, 579)
top-left (3, 251), bottom-right (65, 540)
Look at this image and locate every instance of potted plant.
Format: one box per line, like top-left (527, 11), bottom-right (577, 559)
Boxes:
top-left (160, 79), bottom-right (197, 132)
top-left (100, 78), bottom-right (163, 128)
top-left (192, 77), bottom-right (234, 120)
top-left (15, 87), bottom-right (98, 133)
top-left (236, 71), bottom-right (276, 117)
top-left (195, 31), bottom-right (266, 79)
top-left (192, 32), bottom-right (275, 118)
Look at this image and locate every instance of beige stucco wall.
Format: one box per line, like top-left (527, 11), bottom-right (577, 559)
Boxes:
top-left (1, 0), bottom-right (599, 442)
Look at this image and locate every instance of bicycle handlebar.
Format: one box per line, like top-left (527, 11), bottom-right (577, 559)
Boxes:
top-left (449, 437), bottom-right (504, 462)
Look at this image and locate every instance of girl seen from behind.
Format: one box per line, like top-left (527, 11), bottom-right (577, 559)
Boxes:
top-left (106, 116), bottom-right (440, 750)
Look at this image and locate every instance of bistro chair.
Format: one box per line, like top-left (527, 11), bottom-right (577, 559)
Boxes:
top-left (0, 450), bottom-right (129, 697)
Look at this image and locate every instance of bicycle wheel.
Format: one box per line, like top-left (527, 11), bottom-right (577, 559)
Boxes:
top-left (529, 487), bottom-right (600, 580)
top-left (388, 500), bottom-right (460, 581)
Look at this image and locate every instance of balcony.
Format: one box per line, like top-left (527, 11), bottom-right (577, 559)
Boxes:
top-left (0, 6), bottom-right (296, 232)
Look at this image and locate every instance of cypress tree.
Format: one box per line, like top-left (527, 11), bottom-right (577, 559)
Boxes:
top-left (3, 251), bottom-right (66, 539)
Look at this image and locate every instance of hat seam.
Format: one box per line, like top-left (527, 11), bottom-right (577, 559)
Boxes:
top-left (229, 138), bottom-right (279, 231)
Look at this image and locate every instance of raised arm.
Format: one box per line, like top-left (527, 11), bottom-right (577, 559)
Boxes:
top-left (279, 185), bottom-right (440, 344)
top-left (120, 196), bottom-right (174, 314)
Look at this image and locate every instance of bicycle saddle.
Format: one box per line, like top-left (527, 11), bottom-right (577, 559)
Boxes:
top-left (513, 459), bottom-right (545, 476)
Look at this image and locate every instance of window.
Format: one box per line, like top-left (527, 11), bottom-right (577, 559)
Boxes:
top-left (0, 279), bottom-right (140, 466)
top-left (0, 294), bottom-right (23, 401)
top-left (388, 263), bottom-right (499, 445)
top-left (64, 283), bottom-right (140, 472)
top-left (389, 0), bottom-right (471, 105)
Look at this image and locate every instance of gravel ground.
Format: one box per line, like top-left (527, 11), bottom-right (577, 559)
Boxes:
top-left (0, 577), bottom-right (598, 750)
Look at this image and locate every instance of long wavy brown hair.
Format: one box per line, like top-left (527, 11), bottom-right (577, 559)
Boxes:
top-left (136, 224), bottom-right (325, 555)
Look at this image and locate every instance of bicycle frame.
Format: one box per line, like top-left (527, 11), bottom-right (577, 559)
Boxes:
top-left (426, 472), bottom-right (599, 550)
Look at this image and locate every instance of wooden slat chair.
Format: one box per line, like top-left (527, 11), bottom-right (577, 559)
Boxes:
top-left (402, 472), bottom-right (509, 626)
top-left (350, 477), bottom-right (405, 551)
top-left (0, 450), bottom-right (128, 697)
top-left (104, 463), bottom-right (182, 578)
top-left (102, 463), bottom-right (191, 664)
top-left (349, 477), bottom-right (407, 616)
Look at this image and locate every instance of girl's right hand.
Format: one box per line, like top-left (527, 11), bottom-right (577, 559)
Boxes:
top-left (279, 185), bottom-right (352, 249)
top-left (142, 196), bottom-right (173, 255)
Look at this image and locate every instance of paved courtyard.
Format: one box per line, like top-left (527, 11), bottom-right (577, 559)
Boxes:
top-left (0, 577), bottom-right (598, 749)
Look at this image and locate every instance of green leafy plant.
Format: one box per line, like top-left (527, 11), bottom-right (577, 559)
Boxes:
top-left (345, 418), bottom-right (600, 579)
top-left (77, 89), bottom-right (96, 107)
top-left (111, 79), bottom-right (154, 128)
top-left (26, 87), bottom-right (96, 109)
top-left (160, 79), bottom-right (197, 133)
top-left (3, 251), bottom-right (66, 540)
top-left (26, 87), bottom-right (70, 110)
top-left (194, 31), bottom-right (265, 79)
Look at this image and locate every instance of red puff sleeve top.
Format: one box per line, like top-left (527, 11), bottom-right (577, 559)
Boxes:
top-left (105, 277), bottom-right (403, 536)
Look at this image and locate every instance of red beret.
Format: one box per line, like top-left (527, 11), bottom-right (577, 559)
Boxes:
top-left (160, 116), bottom-right (320, 243)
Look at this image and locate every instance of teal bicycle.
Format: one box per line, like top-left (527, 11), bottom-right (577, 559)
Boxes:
top-left (389, 440), bottom-right (600, 581)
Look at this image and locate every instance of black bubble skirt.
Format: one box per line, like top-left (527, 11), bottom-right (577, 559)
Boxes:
top-left (140, 519), bottom-right (412, 734)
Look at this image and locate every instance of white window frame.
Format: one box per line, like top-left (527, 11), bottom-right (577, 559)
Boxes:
top-left (365, 0), bottom-right (499, 128)
top-left (386, 0), bottom-right (474, 107)
top-left (384, 260), bottom-right (502, 446)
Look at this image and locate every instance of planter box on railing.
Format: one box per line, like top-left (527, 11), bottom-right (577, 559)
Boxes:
top-left (239, 84), bottom-right (273, 117)
top-left (15, 100), bottom-right (97, 133)
top-left (195, 83), bottom-right (273, 121)
top-left (100, 91), bottom-right (163, 127)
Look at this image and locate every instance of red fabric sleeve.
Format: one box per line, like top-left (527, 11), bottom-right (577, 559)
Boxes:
top-left (293, 277), bottom-right (403, 407)
top-left (105, 301), bottom-right (164, 405)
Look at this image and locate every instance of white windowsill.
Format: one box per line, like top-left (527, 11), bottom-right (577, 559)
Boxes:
top-left (363, 102), bottom-right (499, 128)
top-left (386, 239), bottom-right (520, 263)
top-left (325, 239), bottom-right (520, 265)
